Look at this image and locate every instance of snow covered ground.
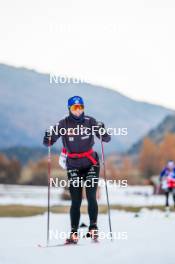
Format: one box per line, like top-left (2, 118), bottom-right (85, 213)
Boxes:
top-left (0, 184), bottom-right (175, 263)
top-left (0, 210), bottom-right (174, 264)
top-left (0, 183), bottom-right (173, 207)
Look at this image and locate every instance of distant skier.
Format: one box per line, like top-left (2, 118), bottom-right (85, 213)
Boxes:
top-left (160, 160), bottom-right (175, 215)
top-left (43, 96), bottom-right (111, 243)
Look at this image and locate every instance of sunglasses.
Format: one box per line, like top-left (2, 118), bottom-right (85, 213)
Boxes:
top-left (70, 104), bottom-right (84, 111)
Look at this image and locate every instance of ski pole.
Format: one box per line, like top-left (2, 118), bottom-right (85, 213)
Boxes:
top-left (47, 136), bottom-right (51, 246)
top-left (100, 135), bottom-right (113, 241)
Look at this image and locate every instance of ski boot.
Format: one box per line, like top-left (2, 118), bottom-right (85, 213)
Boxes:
top-left (87, 224), bottom-right (99, 242)
top-left (65, 229), bottom-right (79, 245)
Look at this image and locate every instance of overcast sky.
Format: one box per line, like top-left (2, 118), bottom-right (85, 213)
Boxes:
top-left (0, 0), bottom-right (175, 109)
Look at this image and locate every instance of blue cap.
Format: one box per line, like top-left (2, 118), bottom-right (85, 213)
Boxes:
top-left (68, 96), bottom-right (84, 108)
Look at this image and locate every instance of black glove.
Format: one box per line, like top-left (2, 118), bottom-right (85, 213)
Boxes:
top-left (45, 129), bottom-right (52, 139)
top-left (97, 121), bottom-right (105, 129)
top-left (43, 129), bottom-right (52, 146)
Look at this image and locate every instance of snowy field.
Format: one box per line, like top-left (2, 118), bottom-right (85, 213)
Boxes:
top-left (0, 184), bottom-right (175, 264)
top-left (0, 210), bottom-right (174, 264)
top-left (0, 183), bottom-right (173, 207)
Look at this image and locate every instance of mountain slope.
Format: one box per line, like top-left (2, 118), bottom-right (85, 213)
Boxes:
top-left (128, 114), bottom-right (175, 155)
top-left (0, 63), bottom-right (174, 152)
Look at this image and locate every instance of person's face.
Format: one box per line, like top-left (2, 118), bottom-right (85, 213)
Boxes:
top-left (70, 104), bottom-right (84, 117)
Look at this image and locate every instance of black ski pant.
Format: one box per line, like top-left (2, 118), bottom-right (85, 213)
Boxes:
top-left (165, 188), bottom-right (175, 207)
top-left (67, 164), bottom-right (100, 231)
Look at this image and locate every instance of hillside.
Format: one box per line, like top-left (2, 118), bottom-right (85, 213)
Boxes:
top-left (0, 64), bottom-right (174, 153)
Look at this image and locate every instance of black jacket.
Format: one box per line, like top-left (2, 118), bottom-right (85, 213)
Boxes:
top-left (43, 113), bottom-right (111, 169)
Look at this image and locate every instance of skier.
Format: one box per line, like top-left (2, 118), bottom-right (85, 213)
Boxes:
top-left (43, 96), bottom-right (111, 244)
top-left (160, 160), bottom-right (175, 215)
